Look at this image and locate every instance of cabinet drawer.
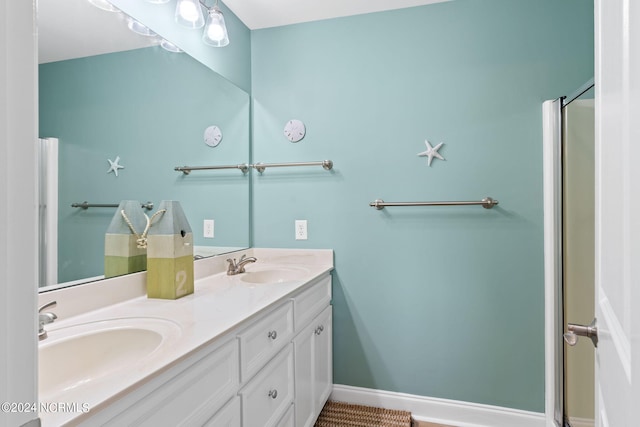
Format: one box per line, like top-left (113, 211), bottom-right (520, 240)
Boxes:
top-left (240, 344), bottom-right (294, 427)
top-left (276, 404), bottom-right (295, 427)
top-left (238, 301), bottom-right (294, 382)
top-left (294, 275), bottom-right (331, 332)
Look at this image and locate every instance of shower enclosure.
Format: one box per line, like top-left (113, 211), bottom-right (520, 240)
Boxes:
top-left (543, 81), bottom-right (595, 427)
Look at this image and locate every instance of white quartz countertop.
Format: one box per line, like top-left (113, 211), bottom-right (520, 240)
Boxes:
top-left (38, 248), bottom-right (333, 426)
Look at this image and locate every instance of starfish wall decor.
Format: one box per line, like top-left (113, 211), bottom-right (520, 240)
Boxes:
top-left (417, 139), bottom-right (445, 167)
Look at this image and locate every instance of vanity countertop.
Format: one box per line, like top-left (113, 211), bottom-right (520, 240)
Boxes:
top-left (38, 248), bottom-right (333, 427)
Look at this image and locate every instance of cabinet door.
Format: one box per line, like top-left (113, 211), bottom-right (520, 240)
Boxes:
top-left (294, 320), bottom-right (315, 427)
top-left (313, 306), bottom-right (333, 413)
top-left (294, 306), bottom-right (333, 427)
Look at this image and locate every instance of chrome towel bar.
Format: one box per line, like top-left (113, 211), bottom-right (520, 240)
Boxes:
top-left (72, 201), bottom-right (154, 210)
top-left (174, 164), bottom-right (250, 174)
top-left (369, 197), bottom-right (499, 210)
top-left (175, 161), bottom-right (333, 174)
top-left (252, 160), bottom-right (333, 173)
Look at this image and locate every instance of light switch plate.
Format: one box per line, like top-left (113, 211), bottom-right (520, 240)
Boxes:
top-left (204, 219), bottom-right (214, 238)
top-left (295, 220), bottom-right (307, 240)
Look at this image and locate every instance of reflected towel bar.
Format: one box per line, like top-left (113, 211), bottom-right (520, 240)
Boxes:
top-left (369, 197), bottom-right (499, 210)
top-left (72, 201), bottom-right (154, 210)
top-left (174, 164), bottom-right (250, 175)
top-left (252, 160), bottom-right (333, 173)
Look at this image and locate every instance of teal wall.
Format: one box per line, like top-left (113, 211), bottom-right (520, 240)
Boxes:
top-left (251, 0), bottom-right (593, 412)
top-left (40, 47), bottom-right (250, 284)
top-left (109, 0), bottom-right (251, 92)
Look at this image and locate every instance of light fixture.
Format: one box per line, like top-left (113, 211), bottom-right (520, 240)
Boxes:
top-left (139, 0), bottom-right (230, 48)
top-left (202, 3), bottom-right (229, 47)
top-left (87, 0), bottom-right (119, 12)
top-left (175, 0), bottom-right (206, 29)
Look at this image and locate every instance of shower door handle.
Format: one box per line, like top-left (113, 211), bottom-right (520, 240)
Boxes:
top-left (563, 318), bottom-right (598, 348)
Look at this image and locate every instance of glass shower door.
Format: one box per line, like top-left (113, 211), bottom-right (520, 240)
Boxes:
top-left (561, 86), bottom-right (595, 427)
top-left (37, 137), bottom-right (58, 287)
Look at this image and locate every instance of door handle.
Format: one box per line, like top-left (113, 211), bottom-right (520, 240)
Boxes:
top-left (563, 318), bottom-right (598, 348)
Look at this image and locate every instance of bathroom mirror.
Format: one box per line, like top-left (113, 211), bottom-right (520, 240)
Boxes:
top-left (37, 0), bottom-right (250, 289)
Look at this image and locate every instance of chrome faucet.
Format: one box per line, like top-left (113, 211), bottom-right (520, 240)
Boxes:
top-left (38, 301), bottom-right (57, 340)
top-left (226, 254), bottom-right (257, 275)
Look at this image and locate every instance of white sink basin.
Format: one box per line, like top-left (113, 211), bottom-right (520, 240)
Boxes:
top-left (39, 317), bottom-right (181, 400)
top-left (239, 267), bottom-right (309, 284)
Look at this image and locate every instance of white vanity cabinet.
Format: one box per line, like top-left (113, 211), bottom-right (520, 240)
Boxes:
top-left (238, 274), bottom-right (332, 427)
top-left (71, 273), bottom-right (332, 427)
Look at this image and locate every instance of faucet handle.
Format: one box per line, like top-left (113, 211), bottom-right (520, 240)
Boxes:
top-left (38, 300), bottom-right (57, 313)
top-left (38, 301), bottom-right (57, 340)
top-left (226, 258), bottom-right (237, 274)
top-left (39, 312), bottom-right (57, 323)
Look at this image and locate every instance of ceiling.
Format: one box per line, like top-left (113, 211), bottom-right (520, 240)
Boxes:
top-left (38, 0), bottom-right (449, 63)
top-left (38, 0), bottom-right (157, 64)
top-left (224, 0), bottom-right (450, 30)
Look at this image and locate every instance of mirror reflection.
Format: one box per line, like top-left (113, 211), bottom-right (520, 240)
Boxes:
top-left (37, 0), bottom-right (250, 289)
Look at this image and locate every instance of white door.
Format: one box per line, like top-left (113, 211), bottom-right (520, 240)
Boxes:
top-left (594, 0), bottom-right (640, 425)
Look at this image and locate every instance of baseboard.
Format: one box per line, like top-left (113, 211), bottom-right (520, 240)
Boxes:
top-left (330, 384), bottom-right (546, 427)
top-left (568, 417), bottom-right (595, 427)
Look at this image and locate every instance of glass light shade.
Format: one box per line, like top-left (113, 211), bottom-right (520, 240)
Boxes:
top-left (87, 0), bottom-right (119, 12)
top-left (126, 17), bottom-right (157, 37)
top-left (175, 0), bottom-right (205, 29)
top-left (160, 39), bottom-right (183, 53)
top-left (202, 8), bottom-right (229, 47)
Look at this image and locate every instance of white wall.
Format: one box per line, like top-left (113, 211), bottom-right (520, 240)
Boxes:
top-left (0, 1), bottom-right (39, 426)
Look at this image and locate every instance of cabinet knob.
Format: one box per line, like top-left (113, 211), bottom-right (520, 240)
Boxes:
top-left (315, 325), bottom-right (324, 335)
top-left (268, 330), bottom-right (278, 340)
top-left (268, 389), bottom-right (278, 399)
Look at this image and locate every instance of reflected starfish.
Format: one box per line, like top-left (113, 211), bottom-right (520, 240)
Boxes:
top-left (107, 156), bottom-right (124, 177)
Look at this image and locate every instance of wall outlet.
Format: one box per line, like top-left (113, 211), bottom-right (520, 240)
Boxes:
top-left (203, 219), bottom-right (214, 238)
top-left (295, 220), bottom-right (308, 240)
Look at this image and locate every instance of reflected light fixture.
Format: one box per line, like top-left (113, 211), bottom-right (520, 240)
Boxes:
top-left (175, 0), bottom-right (206, 29)
top-left (87, 0), bottom-right (120, 12)
top-left (160, 39), bottom-right (184, 53)
top-left (202, 1), bottom-right (229, 47)
top-left (126, 17), bottom-right (157, 37)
